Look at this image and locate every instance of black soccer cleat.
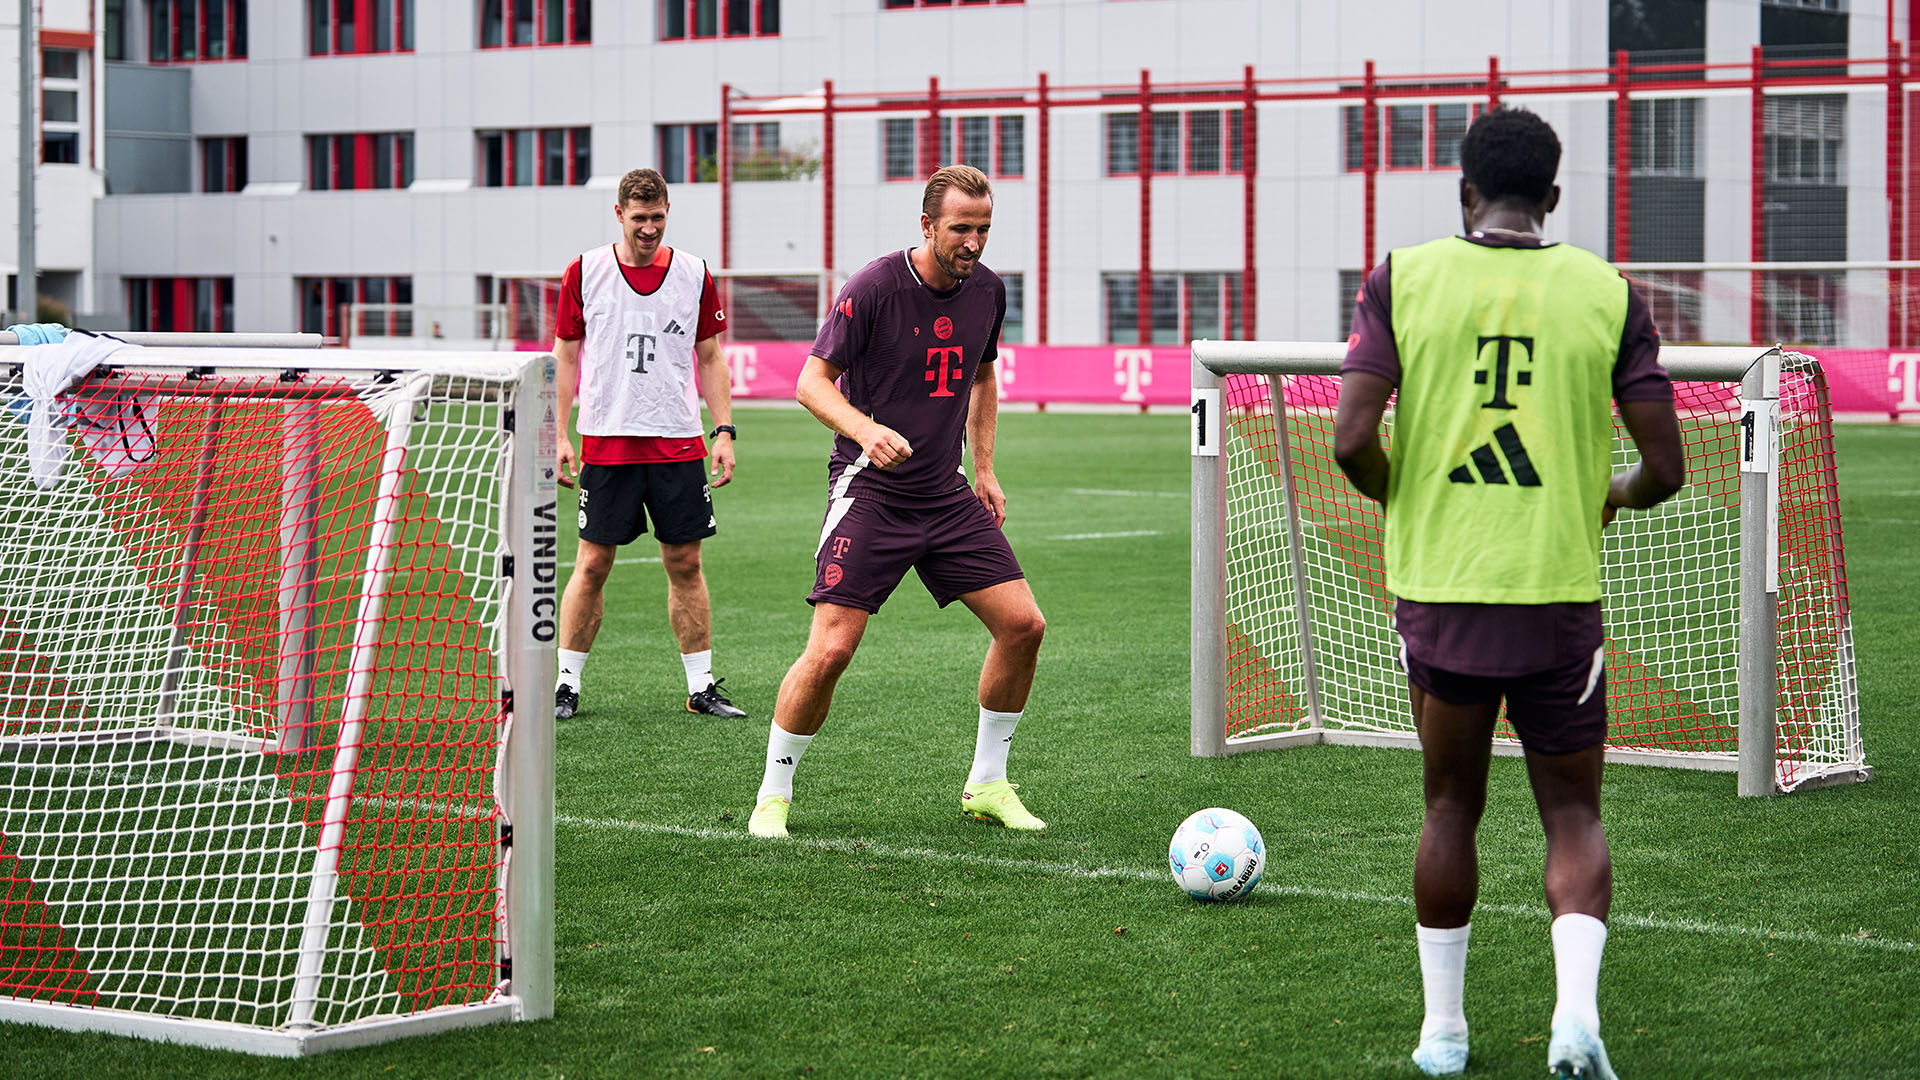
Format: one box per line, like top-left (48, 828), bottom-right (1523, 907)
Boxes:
top-left (555, 685), bottom-right (579, 720)
top-left (687, 678), bottom-right (747, 719)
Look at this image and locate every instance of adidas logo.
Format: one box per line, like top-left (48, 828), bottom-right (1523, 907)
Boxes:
top-left (663, 319), bottom-right (685, 336)
top-left (1448, 422), bottom-right (1540, 487)
top-left (775, 756), bottom-right (794, 766)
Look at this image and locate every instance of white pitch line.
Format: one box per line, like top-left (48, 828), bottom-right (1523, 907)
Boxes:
top-left (556, 814), bottom-right (1920, 955)
top-left (1066, 488), bottom-right (1185, 499)
top-left (560, 556), bottom-right (661, 569)
top-left (1045, 529), bottom-right (1164, 541)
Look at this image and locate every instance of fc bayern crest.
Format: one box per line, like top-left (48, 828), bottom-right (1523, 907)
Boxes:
top-left (934, 316), bottom-right (954, 340)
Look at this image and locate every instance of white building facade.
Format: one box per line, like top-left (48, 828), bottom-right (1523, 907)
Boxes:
top-left (3, 0), bottom-right (1905, 346)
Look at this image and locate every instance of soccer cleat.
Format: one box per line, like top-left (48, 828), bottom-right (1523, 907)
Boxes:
top-left (1411, 1031), bottom-right (1469, 1076)
top-left (1547, 1017), bottom-right (1619, 1080)
top-left (747, 795), bottom-right (790, 838)
top-left (555, 685), bottom-right (579, 720)
top-left (960, 779), bottom-right (1045, 831)
top-left (687, 678), bottom-right (747, 718)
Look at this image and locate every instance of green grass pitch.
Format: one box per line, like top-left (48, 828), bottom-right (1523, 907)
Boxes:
top-left (10, 411), bottom-right (1919, 1078)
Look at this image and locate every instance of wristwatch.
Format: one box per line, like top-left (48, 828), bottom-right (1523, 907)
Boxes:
top-left (710, 424), bottom-right (737, 440)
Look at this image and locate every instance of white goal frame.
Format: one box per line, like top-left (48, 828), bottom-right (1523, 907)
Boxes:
top-left (0, 340), bottom-right (556, 1054)
top-left (1190, 340), bottom-right (1870, 797)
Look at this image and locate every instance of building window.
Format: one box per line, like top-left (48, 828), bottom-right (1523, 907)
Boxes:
top-left (1101, 271), bottom-right (1243, 345)
top-left (42, 49), bottom-right (80, 79)
top-left (149, 0), bottom-right (249, 61)
top-left (308, 133), bottom-right (413, 190)
top-left (730, 122), bottom-right (809, 180)
top-left (1766, 95), bottom-right (1845, 185)
top-left (1104, 110), bottom-right (1243, 177)
top-left (42, 89), bottom-right (78, 124)
top-left (1337, 269), bottom-right (1364, 339)
top-left (659, 0), bottom-right (776, 40)
top-left (310, 0), bottom-right (414, 55)
top-left (1762, 272), bottom-right (1840, 346)
top-left (1343, 102), bottom-right (1471, 172)
top-left (299, 277), bottom-right (413, 337)
top-left (657, 123), bottom-right (719, 183)
top-left (479, 275), bottom-right (559, 343)
top-left (999, 272), bottom-right (1023, 345)
top-left (478, 127), bottom-right (590, 186)
top-left (884, 0), bottom-right (1022, 7)
top-left (1630, 98), bottom-right (1700, 177)
top-left (42, 133), bottom-right (80, 164)
top-left (482, 0), bottom-right (591, 47)
top-left (106, 0), bottom-right (127, 60)
top-left (127, 277), bottom-right (234, 332)
top-left (1628, 272), bottom-right (1704, 343)
top-left (882, 114), bottom-right (1024, 180)
top-left (200, 136), bottom-right (248, 193)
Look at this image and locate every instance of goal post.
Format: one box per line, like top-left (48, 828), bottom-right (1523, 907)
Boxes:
top-left (1191, 340), bottom-right (1868, 796)
top-left (0, 342), bottom-right (557, 1054)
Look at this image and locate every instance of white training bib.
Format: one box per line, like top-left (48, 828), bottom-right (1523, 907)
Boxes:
top-left (577, 245), bottom-right (706, 437)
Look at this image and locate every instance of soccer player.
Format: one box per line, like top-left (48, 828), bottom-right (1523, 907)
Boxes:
top-left (552, 167), bottom-right (747, 722)
top-left (746, 164), bottom-right (1047, 839)
top-left (1334, 109), bottom-right (1686, 1079)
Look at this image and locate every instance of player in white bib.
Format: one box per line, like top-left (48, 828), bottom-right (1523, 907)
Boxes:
top-left (552, 168), bottom-right (746, 721)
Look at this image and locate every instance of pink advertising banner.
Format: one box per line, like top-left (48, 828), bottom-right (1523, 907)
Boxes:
top-left (703, 342), bottom-right (1918, 417)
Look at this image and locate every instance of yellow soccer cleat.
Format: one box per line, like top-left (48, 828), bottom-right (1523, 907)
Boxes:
top-left (961, 779), bottom-right (1046, 831)
top-left (747, 795), bottom-right (791, 838)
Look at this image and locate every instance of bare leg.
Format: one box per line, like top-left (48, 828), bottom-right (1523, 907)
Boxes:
top-left (956, 579), bottom-right (1046, 712)
top-left (1523, 745), bottom-right (1611, 919)
top-left (770, 602), bottom-right (869, 736)
top-left (558, 539), bottom-right (617, 653)
top-left (1411, 685), bottom-right (1499, 930)
top-left (659, 540), bottom-right (711, 654)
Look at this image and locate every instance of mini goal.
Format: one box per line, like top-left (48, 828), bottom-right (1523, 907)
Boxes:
top-left (0, 340), bottom-right (556, 1054)
top-left (1190, 341), bottom-right (1867, 796)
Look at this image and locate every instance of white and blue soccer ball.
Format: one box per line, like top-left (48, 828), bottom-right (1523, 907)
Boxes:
top-left (1169, 807), bottom-right (1266, 902)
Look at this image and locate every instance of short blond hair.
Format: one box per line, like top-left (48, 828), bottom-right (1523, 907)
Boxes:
top-left (921, 164), bottom-right (993, 219)
top-left (619, 168), bottom-right (669, 206)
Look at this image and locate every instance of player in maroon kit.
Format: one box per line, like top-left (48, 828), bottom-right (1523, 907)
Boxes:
top-left (552, 168), bottom-right (746, 722)
top-left (747, 165), bottom-right (1047, 838)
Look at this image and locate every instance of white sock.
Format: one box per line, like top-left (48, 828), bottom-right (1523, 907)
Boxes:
top-left (757, 721), bottom-right (813, 802)
top-left (967, 707), bottom-right (1022, 785)
top-left (681, 649), bottom-right (713, 696)
top-left (1416, 922), bottom-right (1471, 1041)
top-left (557, 648), bottom-right (588, 692)
top-left (1550, 913), bottom-right (1607, 1035)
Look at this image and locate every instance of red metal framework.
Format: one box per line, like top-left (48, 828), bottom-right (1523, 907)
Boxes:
top-left (721, 49), bottom-right (1920, 347)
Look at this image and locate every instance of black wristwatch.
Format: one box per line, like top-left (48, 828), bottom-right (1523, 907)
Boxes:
top-left (710, 424), bottom-right (737, 440)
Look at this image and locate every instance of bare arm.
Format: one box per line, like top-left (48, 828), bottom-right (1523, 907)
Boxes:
top-left (552, 336), bottom-right (582, 488)
top-left (1334, 371), bottom-right (1394, 504)
top-left (693, 335), bottom-right (736, 487)
top-left (1605, 397), bottom-right (1687, 524)
top-left (968, 364), bottom-right (1006, 526)
top-left (795, 355), bottom-right (914, 469)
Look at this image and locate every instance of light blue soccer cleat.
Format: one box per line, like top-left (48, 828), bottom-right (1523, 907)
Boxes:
top-left (1547, 1017), bottom-right (1619, 1080)
top-left (1411, 1030), bottom-right (1469, 1076)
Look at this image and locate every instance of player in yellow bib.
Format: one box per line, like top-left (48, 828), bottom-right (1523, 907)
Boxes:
top-left (1336, 109), bottom-right (1686, 1079)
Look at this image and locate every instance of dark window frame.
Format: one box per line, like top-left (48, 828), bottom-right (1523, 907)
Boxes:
top-left (659, 0), bottom-right (776, 40)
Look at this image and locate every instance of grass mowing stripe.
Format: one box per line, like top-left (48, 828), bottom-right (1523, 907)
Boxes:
top-left (556, 813), bottom-right (1920, 955)
top-left (1064, 487), bottom-right (1185, 498)
top-left (1043, 529), bottom-right (1164, 540)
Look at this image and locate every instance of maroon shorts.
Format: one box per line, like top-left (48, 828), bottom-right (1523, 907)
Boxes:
top-left (1395, 600), bottom-right (1609, 756)
top-left (808, 495), bottom-right (1025, 613)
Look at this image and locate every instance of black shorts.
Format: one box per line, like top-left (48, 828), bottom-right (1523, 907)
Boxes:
top-left (808, 495), bottom-right (1025, 613)
top-left (1396, 602), bottom-right (1609, 756)
top-left (577, 460), bottom-right (716, 546)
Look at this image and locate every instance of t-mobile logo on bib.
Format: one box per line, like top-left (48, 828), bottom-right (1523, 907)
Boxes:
top-left (626, 332), bottom-right (656, 374)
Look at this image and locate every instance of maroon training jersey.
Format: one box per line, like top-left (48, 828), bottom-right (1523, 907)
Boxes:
top-left (809, 249), bottom-right (1006, 505)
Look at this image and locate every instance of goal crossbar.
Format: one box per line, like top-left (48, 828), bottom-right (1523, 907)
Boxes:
top-left (1191, 341), bottom-right (1870, 796)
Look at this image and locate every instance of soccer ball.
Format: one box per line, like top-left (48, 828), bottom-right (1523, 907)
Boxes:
top-left (1168, 807), bottom-right (1265, 902)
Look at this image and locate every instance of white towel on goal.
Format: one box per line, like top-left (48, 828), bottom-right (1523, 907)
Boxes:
top-left (19, 331), bottom-right (152, 490)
